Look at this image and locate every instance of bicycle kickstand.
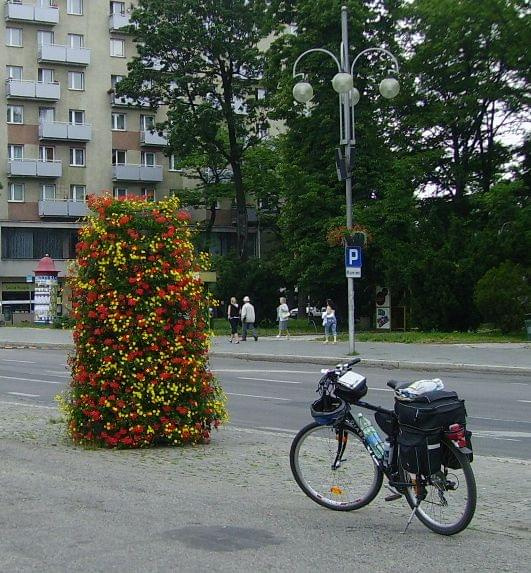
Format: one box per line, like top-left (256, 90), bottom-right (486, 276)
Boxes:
top-left (402, 504), bottom-right (419, 534)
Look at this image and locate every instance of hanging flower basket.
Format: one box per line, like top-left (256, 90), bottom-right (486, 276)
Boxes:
top-left (326, 225), bottom-right (372, 247)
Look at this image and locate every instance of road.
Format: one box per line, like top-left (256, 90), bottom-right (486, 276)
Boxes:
top-left (1, 347), bottom-right (529, 460)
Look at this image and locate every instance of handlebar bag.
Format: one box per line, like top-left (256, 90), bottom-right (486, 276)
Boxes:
top-left (395, 390), bottom-right (466, 432)
top-left (398, 427), bottom-right (442, 476)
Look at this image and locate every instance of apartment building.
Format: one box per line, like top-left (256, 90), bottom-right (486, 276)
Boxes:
top-left (1, 0), bottom-right (257, 321)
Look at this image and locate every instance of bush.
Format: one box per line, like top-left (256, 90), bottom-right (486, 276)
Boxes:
top-left (474, 262), bottom-right (530, 333)
top-left (61, 195), bottom-right (227, 448)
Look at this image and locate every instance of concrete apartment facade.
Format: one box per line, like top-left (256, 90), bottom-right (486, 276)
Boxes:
top-left (1, 0), bottom-right (258, 322)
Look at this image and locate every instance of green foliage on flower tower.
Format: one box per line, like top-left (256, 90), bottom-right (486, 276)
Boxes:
top-left (62, 195), bottom-right (227, 448)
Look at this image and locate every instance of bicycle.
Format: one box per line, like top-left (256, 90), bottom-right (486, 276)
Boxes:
top-left (290, 358), bottom-right (477, 536)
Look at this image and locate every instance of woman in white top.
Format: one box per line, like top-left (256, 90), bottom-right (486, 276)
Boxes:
top-left (276, 296), bottom-right (290, 339)
top-left (322, 299), bottom-right (337, 344)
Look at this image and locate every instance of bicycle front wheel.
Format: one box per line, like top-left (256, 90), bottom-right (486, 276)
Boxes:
top-left (290, 422), bottom-right (383, 511)
top-left (400, 439), bottom-right (477, 535)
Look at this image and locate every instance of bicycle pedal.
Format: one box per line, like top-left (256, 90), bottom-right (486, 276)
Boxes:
top-left (384, 493), bottom-right (402, 502)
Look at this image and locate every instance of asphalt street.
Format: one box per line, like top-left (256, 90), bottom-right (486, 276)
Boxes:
top-left (0, 347), bottom-right (529, 460)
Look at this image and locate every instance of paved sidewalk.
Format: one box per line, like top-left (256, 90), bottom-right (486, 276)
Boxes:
top-left (0, 327), bottom-right (529, 375)
top-left (0, 400), bottom-right (529, 572)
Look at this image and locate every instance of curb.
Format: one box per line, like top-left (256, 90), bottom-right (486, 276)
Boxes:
top-left (1, 342), bottom-right (530, 376)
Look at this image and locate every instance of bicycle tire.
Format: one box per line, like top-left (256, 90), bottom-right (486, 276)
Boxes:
top-left (400, 438), bottom-right (477, 535)
top-left (290, 421), bottom-right (383, 511)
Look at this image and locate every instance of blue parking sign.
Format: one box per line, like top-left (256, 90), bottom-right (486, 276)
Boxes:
top-left (345, 246), bottom-right (362, 268)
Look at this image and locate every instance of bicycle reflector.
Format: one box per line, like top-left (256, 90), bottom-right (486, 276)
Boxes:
top-left (310, 396), bottom-right (347, 425)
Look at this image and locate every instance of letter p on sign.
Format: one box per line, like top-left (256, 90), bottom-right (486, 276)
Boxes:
top-left (345, 246), bottom-right (362, 268)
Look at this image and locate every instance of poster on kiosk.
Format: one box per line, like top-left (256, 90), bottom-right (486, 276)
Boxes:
top-left (33, 255), bottom-right (59, 324)
top-left (375, 286), bottom-right (391, 330)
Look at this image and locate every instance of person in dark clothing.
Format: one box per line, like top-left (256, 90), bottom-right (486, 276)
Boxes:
top-left (227, 296), bottom-right (240, 343)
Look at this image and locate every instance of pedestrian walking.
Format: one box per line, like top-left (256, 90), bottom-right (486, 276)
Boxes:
top-left (322, 299), bottom-right (337, 344)
top-left (276, 296), bottom-right (291, 339)
top-left (240, 296), bottom-right (258, 341)
top-left (227, 296), bottom-right (240, 343)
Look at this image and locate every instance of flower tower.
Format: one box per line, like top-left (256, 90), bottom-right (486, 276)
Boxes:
top-left (63, 195), bottom-right (227, 448)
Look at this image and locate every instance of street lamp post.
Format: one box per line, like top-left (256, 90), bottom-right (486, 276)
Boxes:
top-left (292, 5), bottom-right (399, 354)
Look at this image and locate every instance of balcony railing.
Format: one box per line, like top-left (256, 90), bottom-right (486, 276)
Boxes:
top-left (112, 164), bottom-right (163, 182)
top-left (6, 79), bottom-right (60, 100)
top-left (140, 130), bottom-right (168, 147)
top-left (5, 1), bottom-right (59, 25)
top-left (38, 199), bottom-right (88, 218)
top-left (39, 121), bottom-right (92, 141)
top-left (110, 92), bottom-right (151, 108)
top-left (109, 11), bottom-right (130, 31)
top-left (8, 159), bottom-right (62, 178)
top-left (38, 43), bottom-right (91, 66)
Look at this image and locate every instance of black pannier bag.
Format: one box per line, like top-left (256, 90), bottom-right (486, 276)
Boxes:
top-left (442, 429), bottom-right (474, 469)
top-left (375, 410), bottom-right (398, 436)
top-left (394, 390), bottom-right (466, 432)
top-left (398, 428), bottom-right (442, 476)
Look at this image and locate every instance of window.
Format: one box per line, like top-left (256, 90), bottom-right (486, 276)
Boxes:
top-left (110, 38), bottom-right (125, 58)
top-left (111, 113), bottom-right (126, 130)
top-left (5, 28), bottom-right (23, 47)
top-left (67, 0), bottom-right (83, 15)
top-left (111, 74), bottom-right (124, 88)
top-left (39, 107), bottom-right (55, 123)
top-left (141, 188), bottom-right (155, 202)
top-left (112, 149), bottom-right (126, 165)
top-left (169, 155), bottom-right (181, 171)
top-left (2, 228), bottom-right (78, 260)
top-left (7, 105), bottom-right (23, 124)
top-left (8, 145), bottom-right (24, 160)
top-left (6, 66), bottom-right (23, 80)
top-left (70, 185), bottom-right (86, 202)
top-left (38, 68), bottom-right (54, 83)
top-left (140, 115), bottom-right (155, 131)
top-left (68, 34), bottom-right (84, 49)
top-left (39, 146), bottom-right (55, 161)
top-left (70, 148), bottom-right (85, 166)
top-left (37, 30), bottom-right (54, 46)
top-left (113, 187), bottom-right (127, 199)
top-left (69, 109), bottom-right (85, 125)
top-left (141, 151), bottom-right (155, 167)
top-left (110, 1), bottom-right (126, 15)
top-left (41, 184), bottom-right (56, 201)
top-left (68, 71), bottom-right (84, 91)
top-left (9, 183), bottom-right (24, 202)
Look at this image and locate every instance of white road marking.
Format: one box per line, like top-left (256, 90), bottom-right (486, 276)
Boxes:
top-left (0, 399), bottom-right (56, 410)
top-left (469, 416), bottom-right (531, 425)
top-left (7, 392), bottom-right (39, 398)
top-left (510, 383), bottom-right (530, 386)
top-left (214, 369), bottom-right (316, 374)
top-left (0, 375), bottom-right (62, 385)
top-left (238, 376), bottom-right (301, 384)
top-left (517, 400), bottom-right (531, 404)
top-left (0, 359), bottom-right (37, 364)
top-left (44, 371), bottom-right (70, 377)
top-left (227, 392), bottom-right (290, 402)
top-left (257, 426), bottom-right (297, 434)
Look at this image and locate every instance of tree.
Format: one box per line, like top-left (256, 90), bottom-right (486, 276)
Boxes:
top-left (117, 0), bottom-right (273, 260)
top-left (400, 0), bottom-right (530, 204)
top-left (474, 261), bottom-right (530, 332)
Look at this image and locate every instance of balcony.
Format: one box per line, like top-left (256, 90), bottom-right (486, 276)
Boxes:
top-left (38, 44), bottom-right (91, 66)
top-left (109, 11), bottom-right (130, 31)
top-left (8, 159), bottom-right (62, 178)
top-left (113, 164), bottom-right (163, 182)
top-left (39, 121), bottom-right (92, 141)
top-left (6, 79), bottom-right (60, 101)
top-left (38, 200), bottom-right (89, 218)
top-left (110, 92), bottom-right (151, 108)
top-left (140, 130), bottom-right (168, 147)
top-left (5, 1), bottom-right (59, 25)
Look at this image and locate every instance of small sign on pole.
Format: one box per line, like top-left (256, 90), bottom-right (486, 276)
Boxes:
top-left (345, 246), bottom-right (362, 278)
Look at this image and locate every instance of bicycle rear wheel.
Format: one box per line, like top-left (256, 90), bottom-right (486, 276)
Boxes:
top-left (290, 422), bottom-right (383, 511)
top-left (400, 439), bottom-right (476, 535)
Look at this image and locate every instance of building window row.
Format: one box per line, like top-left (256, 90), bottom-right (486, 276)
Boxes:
top-left (113, 188), bottom-right (156, 201)
top-left (8, 183), bottom-right (86, 203)
top-left (7, 144), bottom-right (85, 166)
